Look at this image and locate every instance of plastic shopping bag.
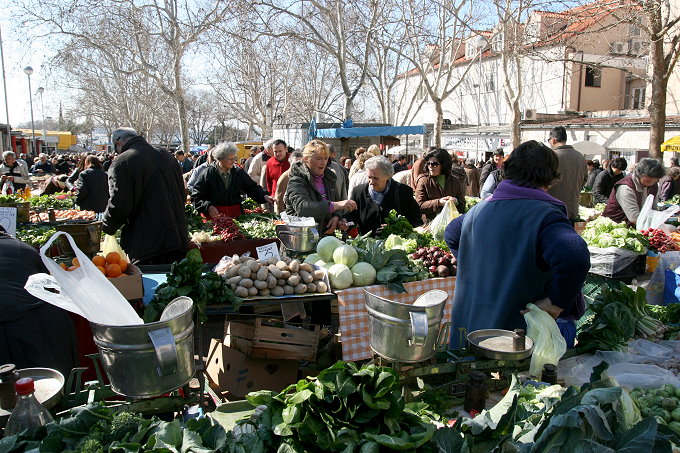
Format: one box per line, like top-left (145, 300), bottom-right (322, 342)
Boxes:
top-left (524, 302), bottom-right (567, 377)
top-left (24, 232), bottom-right (143, 326)
top-left (430, 199), bottom-right (460, 241)
top-left (1, 180), bottom-right (14, 195)
top-left (101, 234), bottom-right (128, 261)
top-left (638, 194), bottom-right (680, 231)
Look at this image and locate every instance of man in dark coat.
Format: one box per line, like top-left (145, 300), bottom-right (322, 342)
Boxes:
top-left (103, 127), bottom-right (189, 264)
top-left (592, 157), bottom-right (627, 204)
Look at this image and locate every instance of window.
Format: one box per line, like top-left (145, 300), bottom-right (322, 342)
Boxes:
top-left (629, 24), bottom-right (641, 37)
top-left (492, 32), bottom-right (503, 52)
top-left (632, 87), bottom-right (645, 109)
top-left (416, 84), bottom-right (427, 101)
top-left (485, 72), bottom-right (495, 91)
top-left (585, 67), bottom-right (601, 87)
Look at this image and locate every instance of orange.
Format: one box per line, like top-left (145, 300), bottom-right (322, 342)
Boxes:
top-left (59, 262), bottom-right (68, 270)
top-left (105, 252), bottom-right (121, 265)
top-left (92, 255), bottom-right (106, 267)
top-left (96, 265), bottom-right (107, 275)
top-left (118, 259), bottom-right (129, 274)
top-left (72, 257), bottom-right (80, 266)
top-left (106, 263), bottom-right (122, 278)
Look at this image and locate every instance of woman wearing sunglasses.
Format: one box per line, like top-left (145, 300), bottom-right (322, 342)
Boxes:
top-left (415, 148), bottom-right (466, 220)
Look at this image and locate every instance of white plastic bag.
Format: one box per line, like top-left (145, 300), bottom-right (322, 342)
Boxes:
top-left (430, 199), bottom-right (459, 241)
top-left (524, 302), bottom-right (567, 377)
top-left (588, 246), bottom-right (643, 277)
top-left (24, 232), bottom-right (143, 326)
top-left (1, 180), bottom-right (14, 195)
top-left (638, 194), bottom-right (680, 231)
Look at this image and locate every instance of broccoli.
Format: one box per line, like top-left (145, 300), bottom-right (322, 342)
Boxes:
top-left (109, 411), bottom-right (142, 443)
top-left (76, 437), bottom-right (105, 453)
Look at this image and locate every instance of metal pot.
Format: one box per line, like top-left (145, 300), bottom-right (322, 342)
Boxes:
top-left (364, 289), bottom-right (448, 363)
top-left (276, 224), bottom-right (319, 253)
top-left (90, 297), bottom-right (195, 398)
top-left (467, 329), bottom-right (534, 360)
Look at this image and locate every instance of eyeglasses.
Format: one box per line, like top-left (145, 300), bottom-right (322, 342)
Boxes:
top-left (426, 161), bottom-right (440, 167)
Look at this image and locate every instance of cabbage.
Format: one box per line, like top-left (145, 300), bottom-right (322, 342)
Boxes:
top-left (328, 263), bottom-right (353, 290)
top-left (351, 262), bottom-right (376, 287)
top-left (333, 244), bottom-right (358, 267)
top-left (304, 253), bottom-right (323, 265)
top-left (384, 234), bottom-right (417, 253)
top-left (317, 236), bottom-right (343, 262)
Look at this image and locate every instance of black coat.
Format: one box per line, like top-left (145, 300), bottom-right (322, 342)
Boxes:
top-left (285, 161), bottom-right (340, 228)
top-left (75, 167), bottom-right (109, 213)
top-left (102, 136), bottom-right (189, 263)
top-left (348, 180), bottom-right (423, 235)
top-left (593, 168), bottom-right (624, 204)
top-left (191, 164), bottom-right (267, 215)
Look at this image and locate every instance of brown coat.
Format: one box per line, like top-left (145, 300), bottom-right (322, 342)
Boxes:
top-left (547, 144), bottom-right (588, 220)
top-left (411, 157), bottom-right (427, 190)
top-left (415, 173), bottom-right (466, 219)
top-left (464, 166), bottom-right (480, 197)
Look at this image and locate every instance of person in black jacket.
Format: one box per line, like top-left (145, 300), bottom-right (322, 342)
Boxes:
top-left (191, 142), bottom-right (273, 219)
top-left (75, 155), bottom-right (109, 213)
top-left (347, 155), bottom-right (422, 235)
top-left (102, 127), bottom-right (189, 264)
top-left (479, 148), bottom-right (504, 188)
top-left (592, 157), bottom-right (627, 204)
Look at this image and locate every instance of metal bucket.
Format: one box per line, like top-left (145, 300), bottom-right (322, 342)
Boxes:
top-left (89, 297), bottom-right (195, 398)
top-left (276, 224), bottom-right (319, 252)
top-left (364, 289), bottom-right (448, 363)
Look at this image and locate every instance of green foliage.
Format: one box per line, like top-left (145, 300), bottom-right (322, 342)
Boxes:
top-left (185, 204), bottom-right (211, 234)
top-left (350, 233), bottom-right (420, 293)
top-left (380, 209), bottom-right (414, 238)
top-left (28, 194), bottom-right (75, 210)
top-left (581, 216), bottom-right (648, 252)
top-left (15, 225), bottom-right (56, 247)
top-left (144, 248), bottom-right (241, 324)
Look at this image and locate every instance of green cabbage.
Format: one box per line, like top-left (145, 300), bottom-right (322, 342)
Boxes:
top-left (328, 263), bottom-right (353, 290)
top-left (351, 262), bottom-right (376, 286)
top-left (332, 244), bottom-right (358, 267)
top-left (317, 236), bottom-right (343, 262)
top-left (384, 234), bottom-right (418, 253)
top-left (304, 253), bottom-right (323, 265)
top-left (582, 217), bottom-right (647, 253)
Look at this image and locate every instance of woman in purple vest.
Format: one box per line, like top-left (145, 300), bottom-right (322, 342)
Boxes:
top-left (602, 158), bottom-right (665, 227)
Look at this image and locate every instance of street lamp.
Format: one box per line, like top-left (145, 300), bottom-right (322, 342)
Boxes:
top-left (474, 36), bottom-right (486, 162)
top-left (37, 87), bottom-right (46, 153)
top-left (23, 66), bottom-right (36, 155)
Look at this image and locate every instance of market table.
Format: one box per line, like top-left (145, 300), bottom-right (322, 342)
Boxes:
top-left (335, 277), bottom-right (456, 362)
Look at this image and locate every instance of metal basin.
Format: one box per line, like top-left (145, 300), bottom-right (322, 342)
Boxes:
top-left (365, 289), bottom-right (448, 363)
top-left (0, 367), bottom-right (64, 426)
top-left (90, 297), bottom-right (195, 398)
top-left (467, 329), bottom-right (534, 360)
top-left (276, 224), bottom-right (319, 252)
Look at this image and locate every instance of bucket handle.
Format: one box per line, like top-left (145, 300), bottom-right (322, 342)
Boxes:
top-left (148, 327), bottom-right (178, 377)
top-left (409, 311), bottom-right (429, 346)
top-left (310, 227), bottom-right (319, 243)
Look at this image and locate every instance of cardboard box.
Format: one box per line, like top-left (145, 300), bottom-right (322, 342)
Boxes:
top-left (108, 264), bottom-right (143, 300)
top-left (205, 339), bottom-right (298, 399)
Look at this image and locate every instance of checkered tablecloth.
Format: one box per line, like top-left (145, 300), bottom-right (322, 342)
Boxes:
top-left (336, 277), bottom-right (456, 362)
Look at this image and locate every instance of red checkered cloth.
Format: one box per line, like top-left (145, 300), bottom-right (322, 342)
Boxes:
top-left (336, 277), bottom-right (455, 362)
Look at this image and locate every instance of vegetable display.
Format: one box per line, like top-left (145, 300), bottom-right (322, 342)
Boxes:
top-left (240, 361), bottom-right (436, 452)
top-left (631, 384), bottom-right (680, 432)
top-left (581, 216), bottom-right (648, 252)
top-left (144, 248), bottom-right (241, 324)
top-left (465, 196), bottom-right (481, 211)
top-left (212, 215), bottom-right (245, 242)
top-left (15, 225), bottom-right (56, 248)
top-left (641, 228), bottom-right (680, 253)
top-left (28, 194), bottom-right (75, 210)
top-left (380, 209), bottom-right (414, 238)
top-left (30, 210), bottom-right (97, 222)
top-left (410, 246), bottom-right (456, 278)
top-left (236, 218), bottom-right (277, 239)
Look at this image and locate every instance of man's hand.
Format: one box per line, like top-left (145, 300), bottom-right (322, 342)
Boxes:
top-left (520, 297), bottom-right (563, 319)
top-left (208, 206), bottom-right (219, 219)
top-left (264, 195), bottom-right (274, 204)
top-left (324, 216), bottom-right (339, 235)
top-left (335, 199), bottom-right (357, 212)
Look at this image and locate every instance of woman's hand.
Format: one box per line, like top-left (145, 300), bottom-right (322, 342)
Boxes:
top-left (208, 206), bottom-right (219, 219)
top-left (520, 297), bottom-right (563, 320)
top-left (264, 195), bottom-right (274, 204)
top-left (439, 196), bottom-right (453, 206)
top-left (334, 199), bottom-right (357, 212)
top-left (324, 216), bottom-right (340, 235)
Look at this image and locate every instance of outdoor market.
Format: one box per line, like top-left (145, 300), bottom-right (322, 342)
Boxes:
top-left (2, 130), bottom-right (680, 452)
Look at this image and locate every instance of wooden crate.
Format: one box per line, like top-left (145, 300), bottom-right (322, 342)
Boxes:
top-left (224, 317), bottom-right (320, 362)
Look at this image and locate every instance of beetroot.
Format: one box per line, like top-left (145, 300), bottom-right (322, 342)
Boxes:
top-left (437, 265), bottom-right (450, 277)
top-left (429, 265), bottom-right (438, 274)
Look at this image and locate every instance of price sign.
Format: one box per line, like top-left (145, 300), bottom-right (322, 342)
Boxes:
top-left (0, 206), bottom-right (17, 237)
top-left (256, 242), bottom-right (281, 262)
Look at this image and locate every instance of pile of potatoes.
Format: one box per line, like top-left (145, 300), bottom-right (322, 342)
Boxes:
top-left (218, 255), bottom-right (328, 298)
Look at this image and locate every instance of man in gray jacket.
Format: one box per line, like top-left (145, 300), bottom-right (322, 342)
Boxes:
top-left (547, 126), bottom-right (588, 223)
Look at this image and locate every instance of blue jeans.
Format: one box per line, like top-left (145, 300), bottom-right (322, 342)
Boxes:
top-left (556, 318), bottom-right (577, 349)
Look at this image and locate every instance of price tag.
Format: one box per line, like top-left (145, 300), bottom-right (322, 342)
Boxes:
top-left (256, 242), bottom-right (281, 262)
top-left (0, 206), bottom-right (17, 237)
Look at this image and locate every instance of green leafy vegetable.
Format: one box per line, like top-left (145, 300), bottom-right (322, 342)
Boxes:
top-left (582, 217), bottom-right (648, 252)
top-left (380, 210), bottom-right (414, 238)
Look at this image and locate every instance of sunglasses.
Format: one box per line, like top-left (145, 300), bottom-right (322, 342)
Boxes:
top-left (426, 161), bottom-right (440, 167)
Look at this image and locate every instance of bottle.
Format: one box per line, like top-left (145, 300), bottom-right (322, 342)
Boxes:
top-left (541, 364), bottom-right (558, 385)
top-left (463, 371), bottom-right (488, 413)
top-left (4, 378), bottom-right (54, 436)
top-left (0, 364), bottom-right (20, 410)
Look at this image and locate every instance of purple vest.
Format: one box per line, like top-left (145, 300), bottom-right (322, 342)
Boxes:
top-left (602, 174), bottom-right (658, 226)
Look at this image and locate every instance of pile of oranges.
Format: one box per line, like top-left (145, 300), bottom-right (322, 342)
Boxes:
top-left (60, 251), bottom-right (129, 278)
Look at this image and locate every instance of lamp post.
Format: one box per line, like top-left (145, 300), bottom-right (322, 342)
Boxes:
top-left (474, 36), bottom-right (486, 162)
top-left (37, 87), bottom-right (46, 153)
top-left (0, 23), bottom-right (10, 152)
top-left (23, 66), bottom-right (36, 155)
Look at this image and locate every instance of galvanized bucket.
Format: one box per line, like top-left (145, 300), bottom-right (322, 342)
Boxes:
top-left (364, 289), bottom-right (448, 363)
top-left (276, 224), bottom-right (319, 253)
top-left (90, 297), bottom-right (195, 398)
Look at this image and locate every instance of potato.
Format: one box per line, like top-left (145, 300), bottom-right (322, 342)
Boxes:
top-left (287, 275), bottom-right (300, 287)
top-left (276, 261), bottom-right (289, 271)
top-left (248, 286), bottom-right (259, 296)
top-left (289, 259), bottom-right (301, 272)
top-left (267, 275), bottom-right (278, 289)
top-left (299, 270), bottom-right (313, 284)
top-left (238, 266), bottom-right (251, 279)
top-left (277, 278), bottom-right (286, 286)
top-left (230, 283), bottom-right (237, 291)
top-left (230, 256), bottom-right (242, 265)
top-left (256, 266), bottom-right (269, 281)
top-left (282, 256), bottom-right (292, 264)
top-left (234, 286), bottom-right (248, 298)
top-left (254, 280), bottom-right (268, 290)
top-left (226, 276), bottom-right (242, 286)
top-left (268, 265), bottom-right (283, 279)
top-left (283, 285), bottom-right (295, 295)
top-left (259, 288), bottom-right (271, 296)
top-left (306, 282), bottom-right (317, 293)
top-left (316, 281), bottom-right (328, 292)
top-left (247, 260), bottom-right (260, 272)
top-left (312, 269), bottom-right (325, 281)
top-left (267, 256), bottom-right (278, 265)
top-left (281, 270), bottom-right (291, 279)
top-left (294, 283), bottom-right (307, 294)
top-left (226, 265), bottom-right (241, 278)
top-left (238, 278), bottom-right (254, 288)
top-left (258, 259), bottom-right (268, 266)
top-left (241, 256), bottom-right (255, 262)
top-left (300, 263), bottom-right (313, 273)
top-left (271, 286), bottom-right (285, 296)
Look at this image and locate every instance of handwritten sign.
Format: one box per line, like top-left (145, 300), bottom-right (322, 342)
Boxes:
top-left (256, 242), bottom-right (281, 262)
top-left (0, 207), bottom-right (17, 237)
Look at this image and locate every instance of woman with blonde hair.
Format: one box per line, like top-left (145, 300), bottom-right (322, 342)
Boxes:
top-left (285, 140), bottom-right (357, 235)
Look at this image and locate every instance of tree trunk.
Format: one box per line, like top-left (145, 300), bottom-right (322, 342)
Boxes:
top-left (648, 25), bottom-right (667, 159)
top-left (433, 100), bottom-right (444, 148)
top-left (511, 97), bottom-right (521, 148)
top-left (343, 96), bottom-right (353, 121)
